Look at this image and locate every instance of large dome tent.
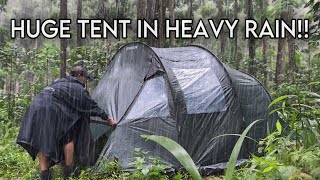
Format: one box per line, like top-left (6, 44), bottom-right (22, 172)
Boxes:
top-left (89, 42), bottom-right (279, 175)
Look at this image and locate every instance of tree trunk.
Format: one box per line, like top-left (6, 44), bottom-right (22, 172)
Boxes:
top-left (233, 0), bottom-right (240, 69)
top-left (169, 0), bottom-right (175, 47)
top-left (146, 0), bottom-right (155, 46)
top-left (275, 11), bottom-right (288, 89)
top-left (188, 0), bottom-right (193, 19)
top-left (77, 0), bottom-right (82, 47)
top-left (104, 37), bottom-right (110, 63)
top-left (287, 8), bottom-right (296, 83)
top-left (115, 0), bottom-right (119, 18)
top-left (216, 0), bottom-right (227, 60)
top-left (156, 0), bottom-right (164, 47)
top-left (8, 54), bottom-right (14, 120)
top-left (154, 0), bottom-right (159, 46)
top-left (188, 0), bottom-right (194, 44)
top-left (260, 0), bottom-right (268, 89)
top-left (15, 79), bottom-right (19, 94)
top-left (103, 0), bottom-right (110, 63)
top-left (247, 0), bottom-right (256, 76)
top-left (3, 78), bottom-right (6, 93)
top-left (137, 0), bottom-right (146, 20)
top-left (60, 0), bottom-right (67, 78)
top-left (275, 38), bottom-right (286, 89)
top-left (275, 9), bottom-right (290, 89)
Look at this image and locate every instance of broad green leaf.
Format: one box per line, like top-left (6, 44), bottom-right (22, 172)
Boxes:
top-left (268, 95), bottom-right (292, 108)
top-left (141, 135), bottom-right (201, 180)
top-left (276, 121), bottom-right (282, 134)
top-left (262, 166), bottom-right (274, 173)
top-left (141, 167), bottom-right (149, 175)
top-left (225, 119), bottom-right (263, 180)
top-left (269, 107), bottom-right (286, 115)
top-left (252, 155), bottom-right (282, 168)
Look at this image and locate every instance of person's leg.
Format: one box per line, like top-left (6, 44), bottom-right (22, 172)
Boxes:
top-left (38, 152), bottom-right (50, 180)
top-left (64, 141), bottom-right (74, 166)
top-left (64, 141), bottom-right (75, 178)
top-left (39, 152), bottom-right (49, 170)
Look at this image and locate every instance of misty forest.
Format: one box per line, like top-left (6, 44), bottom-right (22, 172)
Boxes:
top-left (0, 0), bottom-right (320, 179)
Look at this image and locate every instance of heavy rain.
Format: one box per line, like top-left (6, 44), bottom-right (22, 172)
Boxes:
top-left (0, 0), bottom-right (320, 180)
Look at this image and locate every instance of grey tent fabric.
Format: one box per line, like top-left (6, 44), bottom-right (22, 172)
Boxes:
top-left (89, 42), bottom-right (279, 175)
top-left (223, 64), bottom-right (279, 154)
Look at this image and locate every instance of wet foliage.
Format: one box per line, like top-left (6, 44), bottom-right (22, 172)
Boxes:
top-left (231, 82), bottom-right (320, 179)
top-left (0, 122), bottom-right (38, 179)
top-left (0, 0), bottom-right (319, 179)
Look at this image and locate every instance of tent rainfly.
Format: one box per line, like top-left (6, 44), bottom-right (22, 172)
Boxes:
top-left (89, 42), bottom-right (279, 175)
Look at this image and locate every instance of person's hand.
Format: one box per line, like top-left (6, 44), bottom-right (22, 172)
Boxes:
top-left (107, 117), bottom-right (117, 127)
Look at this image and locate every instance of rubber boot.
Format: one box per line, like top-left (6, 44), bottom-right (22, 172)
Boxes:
top-left (40, 169), bottom-right (50, 180)
top-left (64, 164), bottom-right (75, 179)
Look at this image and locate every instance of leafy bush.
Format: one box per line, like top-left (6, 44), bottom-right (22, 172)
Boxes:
top-left (234, 83), bottom-right (320, 179)
top-left (70, 148), bottom-right (172, 180)
top-left (0, 122), bottom-right (38, 179)
top-left (271, 82), bottom-right (320, 148)
top-left (128, 148), bottom-right (169, 180)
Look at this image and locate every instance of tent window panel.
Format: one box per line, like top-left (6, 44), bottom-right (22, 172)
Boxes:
top-left (125, 76), bottom-right (170, 119)
top-left (172, 68), bottom-right (227, 114)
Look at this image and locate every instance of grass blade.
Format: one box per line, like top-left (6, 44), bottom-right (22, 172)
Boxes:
top-left (300, 91), bottom-right (320, 98)
top-left (141, 135), bottom-right (202, 180)
top-left (210, 134), bottom-right (258, 144)
top-left (268, 95), bottom-right (292, 108)
top-left (307, 82), bottom-right (320, 86)
top-left (225, 119), bottom-right (263, 180)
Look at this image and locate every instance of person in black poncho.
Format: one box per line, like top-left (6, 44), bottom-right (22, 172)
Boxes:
top-left (16, 66), bottom-right (117, 180)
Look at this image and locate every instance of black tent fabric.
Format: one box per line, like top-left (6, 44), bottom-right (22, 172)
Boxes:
top-left (89, 42), bottom-right (279, 174)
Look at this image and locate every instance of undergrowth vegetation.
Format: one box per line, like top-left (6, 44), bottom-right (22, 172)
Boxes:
top-left (233, 82), bottom-right (320, 179)
top-left (0, 122), bottom-right (38, 179)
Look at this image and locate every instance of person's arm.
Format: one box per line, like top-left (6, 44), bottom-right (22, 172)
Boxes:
top-left (76, 88), bottom-right (117, 127)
